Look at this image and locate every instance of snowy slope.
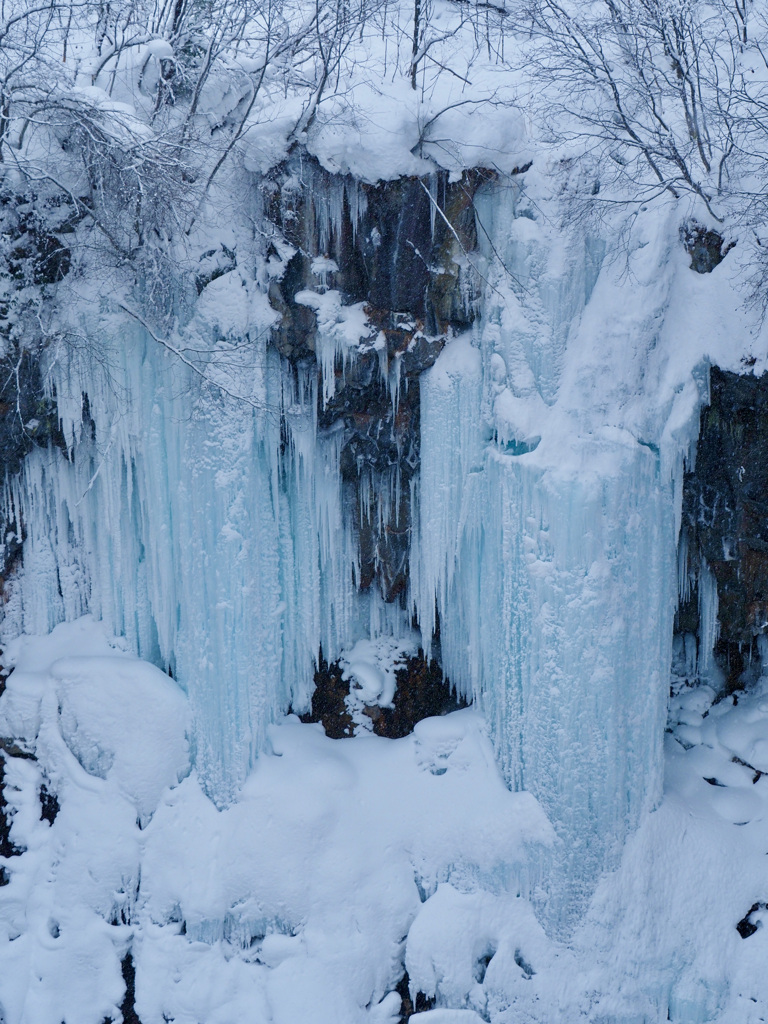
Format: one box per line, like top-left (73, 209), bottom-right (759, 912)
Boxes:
top-left (2, 619), bottom-right (768, 1023)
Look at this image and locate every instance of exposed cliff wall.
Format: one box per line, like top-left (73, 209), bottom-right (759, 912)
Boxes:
top-left (265, 157), bottom-right (488, 602)
top-left (679, 366), bottom-right (768, 691)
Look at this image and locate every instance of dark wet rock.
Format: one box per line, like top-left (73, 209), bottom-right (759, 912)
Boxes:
top-left (396, 970), bottom-right (435, 1021)
top-left (300, 654), bottom-right (354, 739)
top-left (264, 156), bottom-right (488, 602)
top-left (7, 231), bottom-right (70, 286)
top-left (119, 952), bottom-right (142, 1024)
top-left (319, 311), bottom-right (448, 600)
top-left (681, 221), bottom-right (735, 274)
top-left (269, 252), bottom-right (321, 363)
top-left (0, 738), bottom-right (34, 760)
top-left (39, 784), bottom-right (59, 825)
top-left (102, 952), bottom-right (143, 1024)
top-left (0, 188), bottom-right (74, 287)
top-left (363, 653), bottom-right (468, 739)
top-left (679, 367), bottom-right (768, 690)
top-left (264, 157), bottom-right (488, 336)
top-left (737, 902), bottom-right (767, 939)
top-left (303, 650), bottom-right (467, 740)
top-left (674, 582), bottom-right (700, 639)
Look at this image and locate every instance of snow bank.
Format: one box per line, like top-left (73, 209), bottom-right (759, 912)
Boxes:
top-left (0, 619), bottom-right (551, 1024)
top-left (4, 619), bottom-right (768, 1022)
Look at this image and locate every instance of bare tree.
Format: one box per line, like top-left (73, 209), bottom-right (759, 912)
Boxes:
top-left (0, 0), bottom-right (382, 321)
top-left (513, 0), bottom-right (768, 236)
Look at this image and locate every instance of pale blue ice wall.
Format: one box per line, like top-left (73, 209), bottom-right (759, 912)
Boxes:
top-left (6, 324), bottom-right (285, 802)
top-left (419, 382), bottom-right (678, 928)
top-left (415, 182), bottom-right (691, 930)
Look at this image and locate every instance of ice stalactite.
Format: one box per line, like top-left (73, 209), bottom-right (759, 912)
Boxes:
top-left (697, 560), bottom-right (721, 687)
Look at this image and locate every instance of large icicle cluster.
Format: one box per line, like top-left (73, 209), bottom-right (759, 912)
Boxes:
top-left (419, 367), bottom-right (680, 926)
top-left (2, 280), bottom-right (407, 806)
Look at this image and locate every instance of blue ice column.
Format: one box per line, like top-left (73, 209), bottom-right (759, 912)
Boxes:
top-left (5, 306), bottom-right (413, 805)
top-left (419, 345), bottom-right (679, 932)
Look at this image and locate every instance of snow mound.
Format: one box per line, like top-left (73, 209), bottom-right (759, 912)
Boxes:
top-left (0, 617), bottom-right (190, 821)
top-left (51, 657), bottom-right (189, 819)
top-left (0, 619), bottom-right (551, 1024)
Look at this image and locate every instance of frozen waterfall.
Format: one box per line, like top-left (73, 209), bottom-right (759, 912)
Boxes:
top-left (3, 308), bottom-right (407, 805)
top-left (1, 172), bottom-right (703, 925)
top-left (415, 182), bottom-right (698, 930)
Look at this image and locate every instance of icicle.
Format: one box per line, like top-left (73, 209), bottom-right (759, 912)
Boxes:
top-left (697, 559), bottom-right (720, 684)
top-left (389, 351), bottom-right (403, 416)
top-left (428, 172), bottom-right (438, 239)
top-left (3, 302), bottom-right (416, 807)
top-left (344, 180), bottom-right (367, 243)
top-left (678, 527), bottom-right (691, 604)
top-left (758, 634), bottom-right (768, 677)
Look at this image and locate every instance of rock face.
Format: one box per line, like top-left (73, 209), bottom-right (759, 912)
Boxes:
top-left (0, 187), bottom-right (72, 581)
top-left (395, 971), bottom-right (435, 1022)
top-left (679, 366), bottom-right (768, 689)
top-left (304, 651), bottom-right (467, 740)
top-left (265, 157), bottom-right (489, 601)
top-left (318, 321), bottom-right (441, 601)
top-left (680, 221), bottom-right (735, 274)
top-left (0, 753), bottom-right (21, 873)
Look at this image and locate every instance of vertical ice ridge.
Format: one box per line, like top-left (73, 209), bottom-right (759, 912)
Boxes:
top-left (419, 358), bottom-right (682, 932)
top-left (1, 324), bottom-right (294, 803)
top-left (415, 181), bottom-right (700, 933)
top-left (697, 559), bottom-right (720, 685)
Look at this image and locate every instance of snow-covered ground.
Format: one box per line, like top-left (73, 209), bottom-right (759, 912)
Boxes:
top-left (1, 617), bottom-right (768, 1024)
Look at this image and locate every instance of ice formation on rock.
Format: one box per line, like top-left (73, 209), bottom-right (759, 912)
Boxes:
top-left (3, 277), bottom-right (410, 805)
top-left (415, 183), bottom-right (701, 929)
top-left (0, 171), bottom-right (710, 926)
